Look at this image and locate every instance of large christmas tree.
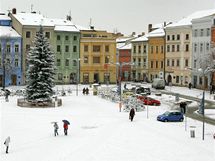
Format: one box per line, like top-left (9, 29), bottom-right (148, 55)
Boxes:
top-left (26, 26), bottom-right (55, 103)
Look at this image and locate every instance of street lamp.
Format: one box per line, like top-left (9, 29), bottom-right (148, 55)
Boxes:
top-left (76, 58), bottom-right (81, 96)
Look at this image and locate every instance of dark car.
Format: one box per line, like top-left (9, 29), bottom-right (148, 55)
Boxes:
top-left (137, 96), bottom-right (160, 106)
top-left (135, 87), bottom-right (151, 95)
top-left (157, 111), bottom-right (184, 122)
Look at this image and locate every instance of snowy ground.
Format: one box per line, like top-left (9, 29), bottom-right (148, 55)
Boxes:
top-left (0, 84), bottom-right (215, 161)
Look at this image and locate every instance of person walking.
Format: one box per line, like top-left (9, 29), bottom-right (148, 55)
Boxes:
top-left (85, 87), bottom-right (89, 95)
top-left (4, 136), bottom-right (10, 154)
top-left (63, 122), bottom-right (68, 135)
top-left (188, 82), bottom-right (192, 89)
top-left (82, 88), bottom-right (86, 95)
top-left (129, 108), bottom-right (135, 122)
top-left (53, 122), bottom-right (59, 136)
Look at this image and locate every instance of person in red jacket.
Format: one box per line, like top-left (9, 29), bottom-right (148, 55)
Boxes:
top-left (63, 123), bottom-right (68, 135)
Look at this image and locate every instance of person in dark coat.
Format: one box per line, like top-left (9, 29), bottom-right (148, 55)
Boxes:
top-left (82, 88), bottom-right (86, 95)
top-left (129, 108), bottom-right (135, 122)
top-left (53, 122), bottom-right (59, 136)
top-left (188, 82), bottom-right (192, 89)
top-left (85, 87), bottom-right (89, 95)
top-left (63, 122), bottom-right (68, 135)
top-left (4, 136), bottom-right (10, 154)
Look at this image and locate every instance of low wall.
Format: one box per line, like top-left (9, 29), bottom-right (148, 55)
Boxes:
top-left (17, 98), bottom-right (62, 108)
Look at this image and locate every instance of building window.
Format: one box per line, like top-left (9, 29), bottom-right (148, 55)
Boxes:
top-left (65, 35), bottom-right (69, 41)
top-left (26, 31), bottom-right (31, 38)
top-left (206, 43), bottom-right (210, 51)
top-left (73, 36), bottom-right (77, 41)
top-left (45, 32), bottom-right (50, 39)
top-left (15, 44), bottom-right (19, 53)
top-left (194, 29), bottom-right (198, 37)
top-left (199, 77), bottom-right (203, 85)
top-left (6, 45), bottom-right (11, 53)
top-left (167, 45), bottom-right (170, 52)
top-left (151, 61), bottom-right (153, 68)
top-left (105, 56), bottom-right (109, 63)
top-left (58, 73), bottom-right (63, 80)
top-left (177, 59), bottom-right (180, 66)
top-left (194, 59), bottom-right (197, 68)
top-left (177, 45), bottom-right (180, 52)
top-left (57, 59), bottom-right (61, 66)
top-left (200, 43), bottom-right (203, 52)
top-left (138, 45), bottom-right (141, 53)
top-left (105, 45), bottom-right (109, 52)
top-left (185, 59), bottom-right (189, 67)
top-left (206, 28), bottom-right (210, 36)
top-left (172, 60), bottom-right (174, 67)
top-left (185, 34), bottom-right (189, 40)
top-left (57, 45), bottom-right (61, 52)
top-left (143, 45), bottom-right (147, 53)
top-left (93, 57), bottom-right (100, 63)
top-left (73, 60), bottom-right (77, 66)
top-left (172, 35), bottom-right (175, 40)
top-left (150, 46), bottom-right (153, 53)
top-left (133, 46), bottom-right (136, 53)
top-left (167, 59), bottom-right (170, 66)
top-left (167, 35), bottom-right (170, 41)
top-left (194, 43), bottom-right (197, 52)
top-left (138, 58), bottom-right (141, 66)
top-left (84, 45), bottom-right (88, 52)
top-left (161, 46), bottom-right (164, 53)
top-left (15, 59), bottom-right (18, 67)
top-left (156, 61), bottom-right (158, 68)
top-left (172, 45), bottom-right (175, 52)
top-left (200, 29), bottom-right (204, 36)
top-left (156, 46), bottom-right (158, 53)
top-left (65, 59), bottom-right (69, 66)
top-left (73, 46), bottom-right (77, 52)
top-left (57, 35), bottom-right (61, 40)
top-left (185, 44), bottom-right (189, 52)
top-left (143, 58), bottom-right (146, 66)
top-left (84, 56), bottom-right (88, 63)
top-left (161, 61), bottom-right (163, 68)
top-left (93, 45), bottom-right (100, 52)
top-left (65, 45), bottom-right (69, 52)
top-left (177, 34), bottom-right (180, 40)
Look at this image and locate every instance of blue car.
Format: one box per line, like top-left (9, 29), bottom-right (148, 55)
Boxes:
top-left (157, 111), bottom-right (184, 122)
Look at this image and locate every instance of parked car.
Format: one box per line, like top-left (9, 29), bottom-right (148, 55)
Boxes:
top-left (152, 78), bottom-right (165, 89)
top-left (136, 87), bottom-right (151, 95)
top-left (137, 96), bottom-right (160, 106)
top-left (157, 111), bottom-right (184, 122)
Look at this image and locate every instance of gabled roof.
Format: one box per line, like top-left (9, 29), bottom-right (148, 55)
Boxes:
top-left (0, 26), bottom-right (21, 37)
top-left (147, 28), bottom-right (165, 37)
top-left (119, 43), bottom-right (132, 50)
top-left (167, 9), bottom-right (215, 28)
top-left (12, 12), bottom-right (74, 26)
top-left (131, 35), bottom-right (148, 42)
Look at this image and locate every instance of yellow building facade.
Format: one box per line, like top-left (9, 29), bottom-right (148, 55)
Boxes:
top-left (80, 30), bottom-right (117, 84)
top-left (147, 29), bottom-right (165, 81)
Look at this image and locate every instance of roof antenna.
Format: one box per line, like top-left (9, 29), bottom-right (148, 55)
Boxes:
top-left (89, 18), bottom-right (92, 28)
top-left (31, 4), bottom-right (33, 13)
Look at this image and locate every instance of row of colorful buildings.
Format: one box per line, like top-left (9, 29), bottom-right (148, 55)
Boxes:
top-left (1, 8), bottom-right (215, 90)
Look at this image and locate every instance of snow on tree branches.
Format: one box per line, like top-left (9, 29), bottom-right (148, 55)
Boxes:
top-left (26, 26), bottom-right (55, 103)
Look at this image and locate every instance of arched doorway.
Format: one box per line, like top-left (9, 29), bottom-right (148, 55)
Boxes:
top-left (167, 74), bottom-right (172, 85)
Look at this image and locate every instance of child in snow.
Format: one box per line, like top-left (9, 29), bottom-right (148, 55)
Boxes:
top-left (4, 136), bottom-right (10, 154)
top-left (53, 122), bottom-right (59, 136)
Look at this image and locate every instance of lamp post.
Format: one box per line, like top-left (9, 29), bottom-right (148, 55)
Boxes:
top-left (76, 58), bottom-right (81, 96)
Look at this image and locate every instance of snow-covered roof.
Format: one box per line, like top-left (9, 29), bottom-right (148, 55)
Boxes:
top-left (0, 14), bottom-right (11, 20)
top-left (0, 26), bottom-right (21, 37)
top-left (147, 28), bottom-right (165, 37)
top-left (12, 12), bottom-right (74, 26)
top-left (131, 35), bottom-right (148, 42)
top-left (54, 25), bottom-right (80, 32)
top-left (116, 36), bottom-right (134, 43)
top-left (119, 43), bottom-right (132, 50)
top-left (167, 9), bottom-right (215, 28)
top-left (117, 42), bottom-right (126, 49)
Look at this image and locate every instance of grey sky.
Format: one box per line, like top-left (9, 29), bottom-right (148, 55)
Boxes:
top-left (1, 0), bottom-right (215, 35)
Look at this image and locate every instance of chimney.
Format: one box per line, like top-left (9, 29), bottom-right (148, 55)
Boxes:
top-left (164, 21), bottom-right (166, 27)
top-left (66, 15), bottom-right (72, 21)
top-left (132, 32), bottom-right (136, 36)
top-left (142, 32), bottom-right (145, 36)
top-left (12, 8), bottom-right (16, 14)
top-left (90, 26), bottom-right (94, 30)
top-left (148, 24), bottom-right (152, 33)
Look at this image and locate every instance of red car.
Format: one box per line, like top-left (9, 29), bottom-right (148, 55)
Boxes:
top-left (137, 96), bottom-right (161, 106)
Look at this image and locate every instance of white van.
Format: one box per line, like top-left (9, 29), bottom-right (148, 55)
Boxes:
top-left (152, 78), bottom-right (165, 89)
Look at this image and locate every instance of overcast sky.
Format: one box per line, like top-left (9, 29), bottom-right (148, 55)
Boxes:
top-left (1, 0), bottom-right (215, 35)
